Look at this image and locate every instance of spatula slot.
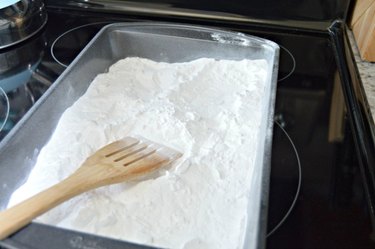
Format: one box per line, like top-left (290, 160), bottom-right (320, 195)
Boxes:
top-left (105, 140), bottom-right (139, 157)
top-left (114, 145), bottom-right (148, 162)
top-left (123, 149), bottom-right (157, 167)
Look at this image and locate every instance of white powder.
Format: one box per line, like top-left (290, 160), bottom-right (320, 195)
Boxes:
top-left (9, 57), bottom-right (268, 249)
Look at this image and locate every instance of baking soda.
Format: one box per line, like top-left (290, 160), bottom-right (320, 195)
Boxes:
top-left (9, 57), bottom-right (268, 249)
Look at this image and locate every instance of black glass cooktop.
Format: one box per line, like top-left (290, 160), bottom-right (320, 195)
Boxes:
top-left (0, 6), bottom-right (374, 249)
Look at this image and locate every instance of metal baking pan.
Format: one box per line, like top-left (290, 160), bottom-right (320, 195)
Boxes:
top-left (0, 23), bottom-right (279, 249)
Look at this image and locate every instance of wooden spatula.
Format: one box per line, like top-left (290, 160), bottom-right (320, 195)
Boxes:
top-left (0, 136), bottom-right (182, 240)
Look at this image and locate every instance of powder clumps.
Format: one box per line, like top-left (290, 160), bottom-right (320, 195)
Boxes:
top-left (9, 57), bottom-right (269, 249)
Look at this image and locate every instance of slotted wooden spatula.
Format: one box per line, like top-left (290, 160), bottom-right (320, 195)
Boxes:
top-left (0, 136), bottom-right (182, 240)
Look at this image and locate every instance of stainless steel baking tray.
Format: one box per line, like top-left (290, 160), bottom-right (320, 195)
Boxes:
top-left (0, 23), bottom-right (279, 249)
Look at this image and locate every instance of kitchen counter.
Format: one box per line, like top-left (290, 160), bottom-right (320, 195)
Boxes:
top-left (348, 31), bottom-right (375, 125)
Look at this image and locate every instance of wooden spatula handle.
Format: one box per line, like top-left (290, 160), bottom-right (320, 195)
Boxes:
top-left (0, 169), bottom-right (94, 240)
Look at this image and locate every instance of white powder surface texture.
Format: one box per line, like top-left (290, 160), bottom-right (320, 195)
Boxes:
top-left (9, 57), bottom-right (269, 249)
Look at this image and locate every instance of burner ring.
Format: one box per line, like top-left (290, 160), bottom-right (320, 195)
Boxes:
top-left (0, 87), bottom-right (10, 133)
top-left (278, 45), bottom-right (296, 82)
top-left (266, 120), bottom-right (302, 237)
top-left (51, 22), bottom-right (110, 68)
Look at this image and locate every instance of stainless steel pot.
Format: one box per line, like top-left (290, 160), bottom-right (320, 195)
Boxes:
top-left (0, 33), bottom-right (46, 91)
top-left (0, 0), bottom-right (47, 49)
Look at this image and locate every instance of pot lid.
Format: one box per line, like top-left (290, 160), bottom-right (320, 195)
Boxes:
top-left (0, 0), bottom-right (20, 9)
top-left (0, 0), bottom-right (47, 49)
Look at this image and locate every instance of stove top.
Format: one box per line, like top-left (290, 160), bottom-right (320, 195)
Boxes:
top-left (0, 5), bottom-right (374, 249)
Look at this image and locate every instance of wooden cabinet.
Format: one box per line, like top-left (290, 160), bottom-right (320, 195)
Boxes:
top-left (350, 0), bottom-right (375, 62)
